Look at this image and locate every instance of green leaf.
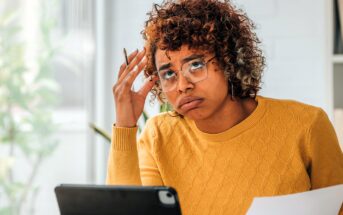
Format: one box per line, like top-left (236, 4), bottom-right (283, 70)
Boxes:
top-left (89, 123), bottom-right (111, 143)
top-left (142, 110), bottom-right (149, 122)
top-left (160, 103), bottom-right (173, 112)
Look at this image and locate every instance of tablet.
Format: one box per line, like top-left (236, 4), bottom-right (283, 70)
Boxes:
top-left (55, 184), bottom-right (182, 215)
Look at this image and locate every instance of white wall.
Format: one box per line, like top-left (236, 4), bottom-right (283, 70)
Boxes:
top-left (236, 0), bottom-right (329, 112)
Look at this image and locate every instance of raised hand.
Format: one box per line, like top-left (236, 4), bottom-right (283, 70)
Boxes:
top-left (113, 49), bottom-right (158, 128)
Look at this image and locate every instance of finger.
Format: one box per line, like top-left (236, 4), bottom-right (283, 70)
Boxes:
top-left (126, 49), bottom-right (146, 72)
top-left (118, 63), bottom-right (127, 79)
top-left (127, 49), bottom-right (140, 64)
top-left (124, 56), bottom-right (147, 86)
top-left (137, 75), bottom-right (159, 98)
top-left (118, 49), bottom-right (146, 84)
top-left (117, 49), bottom-right (139, 79)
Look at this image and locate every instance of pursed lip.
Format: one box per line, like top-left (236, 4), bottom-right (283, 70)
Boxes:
top-left (177, 96), bottom-right (204, 109)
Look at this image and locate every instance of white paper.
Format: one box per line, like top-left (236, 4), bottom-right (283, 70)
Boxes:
top-left (247, 184), bottom-right (343, 215)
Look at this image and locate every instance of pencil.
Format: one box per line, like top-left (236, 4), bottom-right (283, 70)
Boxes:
top-left (123, 48), bottom-right (129, 65)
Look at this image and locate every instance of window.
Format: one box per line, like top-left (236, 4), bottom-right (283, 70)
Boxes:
top-left (0, 0), bottom-right (96, 214)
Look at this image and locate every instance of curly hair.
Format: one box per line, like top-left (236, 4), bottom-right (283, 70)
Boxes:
top-left (142, 0), bottom-right (265, 102)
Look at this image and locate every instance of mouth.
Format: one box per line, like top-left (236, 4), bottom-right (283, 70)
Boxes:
top-left (177, 97), bottom-right (204, 112)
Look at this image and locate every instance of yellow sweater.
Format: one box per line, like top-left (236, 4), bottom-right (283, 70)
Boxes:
top-left (106, 96), bottom-right (343, 215)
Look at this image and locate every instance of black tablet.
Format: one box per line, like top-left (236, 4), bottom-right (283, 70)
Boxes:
top-left (55, 184), bottom-right (182, 215)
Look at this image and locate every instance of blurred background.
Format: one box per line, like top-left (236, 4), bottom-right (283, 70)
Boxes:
top-left (0, 0), bottom-right (342, 214)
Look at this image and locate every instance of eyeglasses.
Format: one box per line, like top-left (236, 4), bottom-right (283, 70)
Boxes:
top-left (157, 56), bottom-right (216, 92)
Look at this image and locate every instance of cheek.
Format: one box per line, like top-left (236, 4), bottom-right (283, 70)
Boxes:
top-left (164, 92), bottom-right (178, 107)
top-left (206, 71), bottom-right (229, 97)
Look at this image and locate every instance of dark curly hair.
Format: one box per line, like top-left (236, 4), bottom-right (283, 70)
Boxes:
top-left (142, 0), bottom-right (265, 102)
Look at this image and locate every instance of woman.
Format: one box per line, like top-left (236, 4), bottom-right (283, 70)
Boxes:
top-left (107, 0), bottom-right (343, 214)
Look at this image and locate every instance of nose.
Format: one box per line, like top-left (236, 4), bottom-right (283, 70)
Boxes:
top-left (177, 73), bottom-right (194, 94)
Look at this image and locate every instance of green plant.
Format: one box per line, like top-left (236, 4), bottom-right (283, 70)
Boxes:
top-left (0, 1), bottom-right (60, 214)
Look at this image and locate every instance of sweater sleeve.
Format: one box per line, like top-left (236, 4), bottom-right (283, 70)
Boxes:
top-left (106, 126), bottom-right (141, 185)
top-left (307, 109), bottom-right (343, 189)
top-left (106, 123), bottom-right (163, 186)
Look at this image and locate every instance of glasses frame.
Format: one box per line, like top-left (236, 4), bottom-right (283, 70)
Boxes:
top-left (157, 56), bottom-right (216, 92)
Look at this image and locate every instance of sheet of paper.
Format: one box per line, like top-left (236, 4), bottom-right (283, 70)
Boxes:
top-left (247, 184), bottom-right (343, 215)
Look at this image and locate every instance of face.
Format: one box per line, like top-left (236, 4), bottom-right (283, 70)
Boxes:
top-left (155, 45), bottom-right (230, 120)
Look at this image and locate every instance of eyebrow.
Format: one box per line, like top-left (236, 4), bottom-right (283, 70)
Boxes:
top-left (181, 54), bottom-right (204, 64)
top-left (158, 63), bottom-right (171, 71)
top-left (157, 54), bottom-right (205, 71)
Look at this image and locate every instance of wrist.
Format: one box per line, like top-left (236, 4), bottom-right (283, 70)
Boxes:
top-left (114, 122), bottom-right (137, 128)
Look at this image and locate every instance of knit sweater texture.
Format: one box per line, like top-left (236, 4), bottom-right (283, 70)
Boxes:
top-left (106, 96), bottom-right (343, 215)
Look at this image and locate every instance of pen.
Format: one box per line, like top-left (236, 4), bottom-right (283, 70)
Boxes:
top-left (123, 48), bottom-right (129, 65)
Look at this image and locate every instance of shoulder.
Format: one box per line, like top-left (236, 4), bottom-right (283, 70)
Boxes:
top-left (145, 112), bottom-right (183, 131)
top-left (138, 112), bottom-right (187, 152)
top-left (258, 96), bottom-right (331, 133)
top-left (261, 96), bottom-right (326, 120)
top-left (140, 112), bottom-right (185, 140)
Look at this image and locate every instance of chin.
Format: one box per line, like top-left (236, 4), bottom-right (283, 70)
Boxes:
top-left (182, 108), bottom-right (209, 120)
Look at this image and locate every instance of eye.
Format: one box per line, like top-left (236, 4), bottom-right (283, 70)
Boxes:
top-left (161, 70), bottom-right (176, 80)
top-left (189, 60), bottom-right (205, 72)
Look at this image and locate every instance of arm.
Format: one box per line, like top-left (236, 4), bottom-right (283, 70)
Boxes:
top-left (106, 123), bottom-right (163, 186)
top-left (107, 47), bottom-right (160, 185)
top-left (106, 126), bottom-right (141, 185)
top-left (307, 109), bottom-right (343, 189)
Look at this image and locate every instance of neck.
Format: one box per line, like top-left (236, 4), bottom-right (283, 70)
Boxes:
top-left (194, 96), bottom-right (257, 134)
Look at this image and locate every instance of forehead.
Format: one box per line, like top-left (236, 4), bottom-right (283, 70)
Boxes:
top-left (155, 45), bottom-right (208, 67)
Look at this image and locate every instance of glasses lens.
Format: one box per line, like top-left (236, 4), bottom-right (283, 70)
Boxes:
top-left (182, 58), bottom-right (208, 83)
